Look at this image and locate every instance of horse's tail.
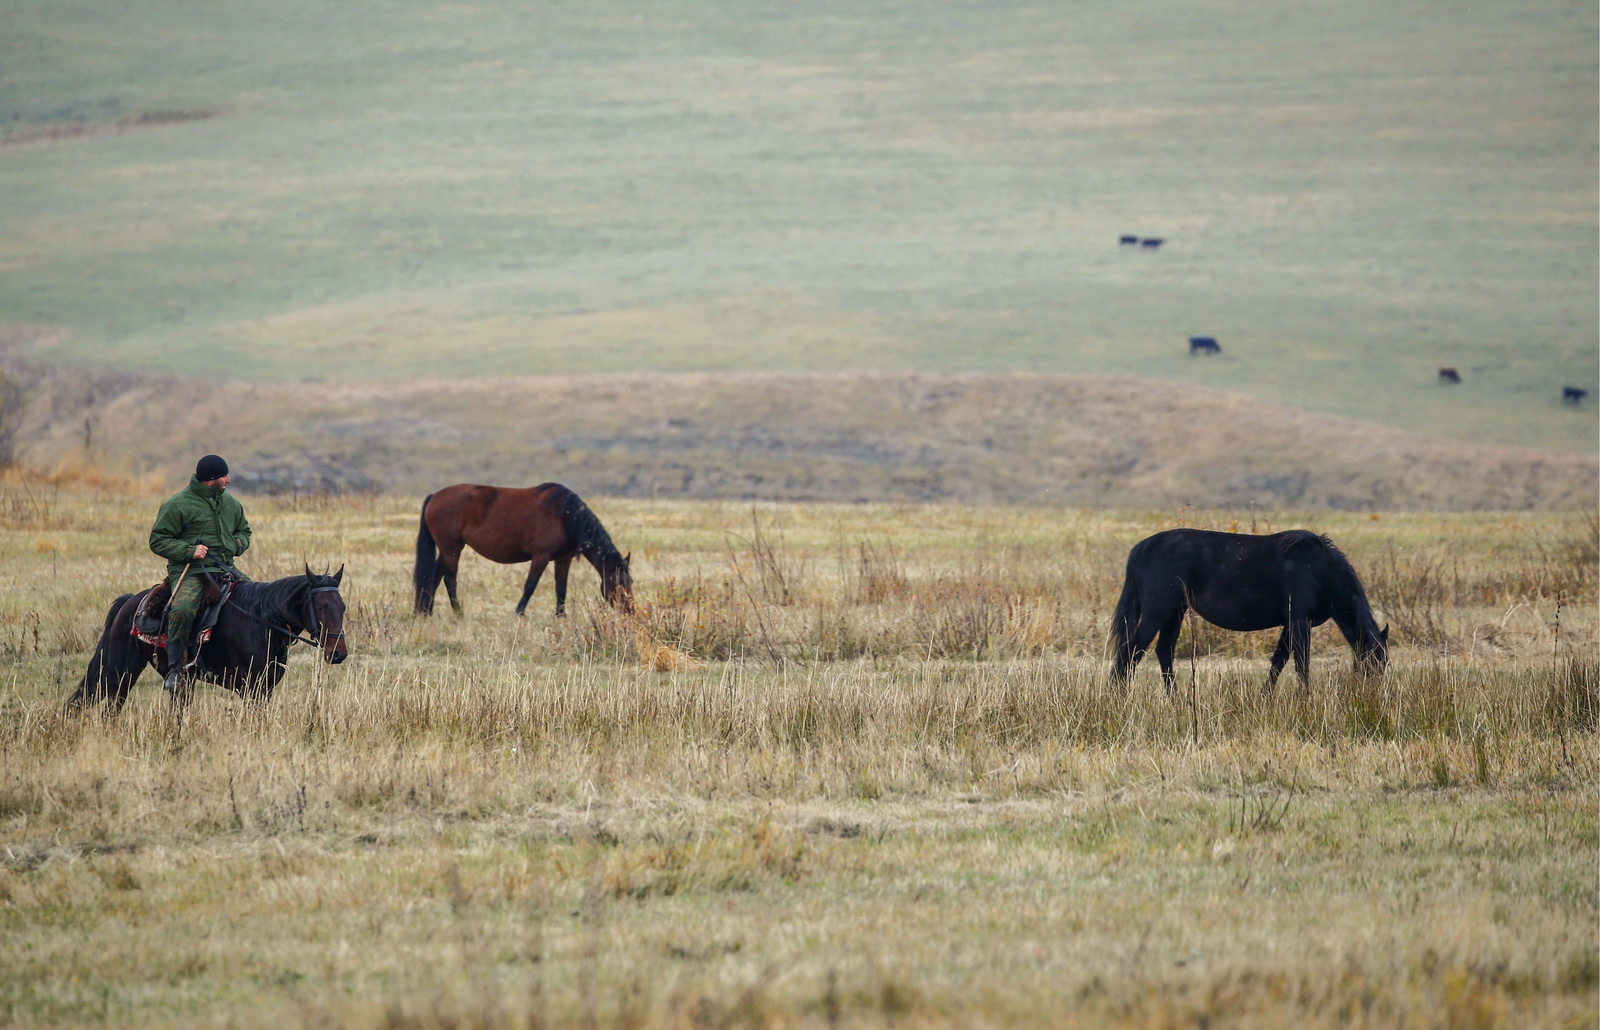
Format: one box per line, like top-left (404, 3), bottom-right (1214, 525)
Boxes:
top-left (1107, 550), bottom-right (1144, 683)
top-left (413, 493), bottom-right (437, 614)
top-left (65, 594), bottom-right (132, 712)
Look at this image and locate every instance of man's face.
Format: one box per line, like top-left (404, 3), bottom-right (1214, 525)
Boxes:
top-left (204, 473), bottom-right (232, 490)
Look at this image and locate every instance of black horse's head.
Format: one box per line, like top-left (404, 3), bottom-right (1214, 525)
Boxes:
top-left (303, 563), bottom-right (349, 664)
top-left (1356, 622), bottom-right (1389, 677)
top-left (602, 551), bottom-right (634, 614)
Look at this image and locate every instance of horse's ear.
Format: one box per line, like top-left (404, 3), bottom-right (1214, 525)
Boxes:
top-left (624, 551), bottom-right (632, 563)
top-left (333, 564), bottom-right (344, 585)
top-left (1380, 624), bottom-right (1390, 643)
top-left (304, 562), bottom-right (315, 579)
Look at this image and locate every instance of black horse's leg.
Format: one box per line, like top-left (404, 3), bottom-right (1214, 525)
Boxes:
top-left (1265, 628), bottom-right (1292, 692)
top-left (1289, 617), bottom-right (1312, 689)
top-left (1110, 628), bottom-right (1140, 685)
top-left (241, 653), bottom-right (286, 704)
top-left (552, 556), bottom-right (573, 617)
top-left (104, 650), bottom-right (153, 714)
top-left (1114, 616), bottom-right (1164, 687)
top-left (67, 595), bottom-right (138, 713)
top-left (88, 651), bottom-right (148, 715)
top-left (515, 558), bottom-right (549, 616)
top-left (1152, 610), bottom-right (1186, 697)
top-left (64, 644), bottom-right (107, 712)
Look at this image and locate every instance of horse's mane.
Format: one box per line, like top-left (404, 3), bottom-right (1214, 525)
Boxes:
top-left (540, 483), bottom-right (623, 565)
top-left (1277, 530), bottom-right (1376, 609)
top-left (231, 575), bottom-right (321, 625)
top-left (1275, 529), bottom-right (1340, 557)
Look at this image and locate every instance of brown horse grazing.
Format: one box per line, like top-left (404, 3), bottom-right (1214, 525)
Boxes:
top-left (414, 483), bottom-right (633, 616)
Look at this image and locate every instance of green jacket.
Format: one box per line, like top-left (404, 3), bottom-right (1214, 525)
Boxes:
top-left (149, 477), bottom-right (252, 580)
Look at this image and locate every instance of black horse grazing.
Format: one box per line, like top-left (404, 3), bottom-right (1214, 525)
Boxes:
top-left (414, 482), bottom-right (633, 616)
top-left (1109, 530), bottom-right (1387, 692)
top-left (66, 566), bottom-right (348, 713)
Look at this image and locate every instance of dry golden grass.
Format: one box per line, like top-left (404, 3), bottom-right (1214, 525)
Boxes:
top-left (0, 478), bottom-right (1594, 1028)
top-left (6, 364), bottom-right (1597, 510)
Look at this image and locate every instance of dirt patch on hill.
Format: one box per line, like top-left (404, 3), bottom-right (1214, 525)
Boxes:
top-left (1, 110), bottom-right (217, 148)
top-left (4, 363), bottom-right (1593, 510)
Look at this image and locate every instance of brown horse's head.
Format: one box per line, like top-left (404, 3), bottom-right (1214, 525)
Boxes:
top-left (603, 551), bottom-right (634, 614)
top-left (304, 563), bottom-right (349, 664)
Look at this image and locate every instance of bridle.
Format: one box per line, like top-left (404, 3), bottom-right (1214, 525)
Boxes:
top-left (302, 585), bottom-right (347, 649)
top-left (225, 584), bottom-right (345, 649)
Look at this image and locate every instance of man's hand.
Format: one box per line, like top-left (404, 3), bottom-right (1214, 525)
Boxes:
top-left (192, 544), bottom-right (209, 560)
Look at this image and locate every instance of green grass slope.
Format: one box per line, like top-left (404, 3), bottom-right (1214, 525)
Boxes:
top-left (1, 0), bottom-right (1595, 450)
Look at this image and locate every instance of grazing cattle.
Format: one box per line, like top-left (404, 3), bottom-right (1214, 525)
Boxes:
top-left (1438, 367), bottom-right (1461, 384)
top-left (1140, 238), bottom-right (1164, 249)
top-left (1109, 529), bottom-right (1387, 694)
top-left (1119, 235), bottom-right (1139, 245)
top-left (1189, 336), bottom-right (1221, 356)
top-left (1563, 387), bottom-right (1588, 405)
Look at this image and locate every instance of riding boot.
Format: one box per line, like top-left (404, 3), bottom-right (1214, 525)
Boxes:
top-left (163, 639), bottom-right (188, 693)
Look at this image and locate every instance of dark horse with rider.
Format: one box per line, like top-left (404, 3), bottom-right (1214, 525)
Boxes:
top-left (68, 454), bottom-right (348, 712)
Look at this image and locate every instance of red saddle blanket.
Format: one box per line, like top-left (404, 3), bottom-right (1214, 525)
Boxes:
top-left (130, 577), bottom-right (226, 648)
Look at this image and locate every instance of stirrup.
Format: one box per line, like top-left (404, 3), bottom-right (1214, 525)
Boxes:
top-left (163, 667), bottom-right (184, 693)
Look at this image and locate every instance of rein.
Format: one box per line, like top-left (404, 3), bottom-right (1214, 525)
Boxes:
top-left (225, 585), bottom-right (343, 648)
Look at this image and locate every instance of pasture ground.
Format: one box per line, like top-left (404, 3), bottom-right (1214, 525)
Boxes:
top-left (0, 476), bottom-right (1595, 1028)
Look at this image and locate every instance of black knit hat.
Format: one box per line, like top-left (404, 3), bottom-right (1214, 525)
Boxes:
top-left (196, 454), bottom-right (229, 481)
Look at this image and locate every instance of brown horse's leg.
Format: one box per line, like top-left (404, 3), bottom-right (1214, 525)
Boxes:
top-left (552, 556), bottom-right (573, 617)
top-left (437, 549), bottom-right (464, 614)
top-left (516, 558), bottom-right (549, 616)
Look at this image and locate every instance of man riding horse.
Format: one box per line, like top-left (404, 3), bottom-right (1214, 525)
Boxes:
top-left (149, 454), bottom-right (252, 692)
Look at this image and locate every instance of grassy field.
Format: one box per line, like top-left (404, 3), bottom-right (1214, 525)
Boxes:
top-left (2, 0), bottom-right (1596, 450)
top-left (0, 475), bottom-right (1594, 1027)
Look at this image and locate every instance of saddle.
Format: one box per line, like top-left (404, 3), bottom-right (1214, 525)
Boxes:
top-left (131, 572), bottom-right (235, 648)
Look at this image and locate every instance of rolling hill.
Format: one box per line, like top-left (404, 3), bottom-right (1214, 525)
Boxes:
top-left (5, 363), bottom-right (1593, 510)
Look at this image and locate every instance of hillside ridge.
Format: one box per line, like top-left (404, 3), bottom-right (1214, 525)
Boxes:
top-left (4, 365), bottom-right (1592, 510)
